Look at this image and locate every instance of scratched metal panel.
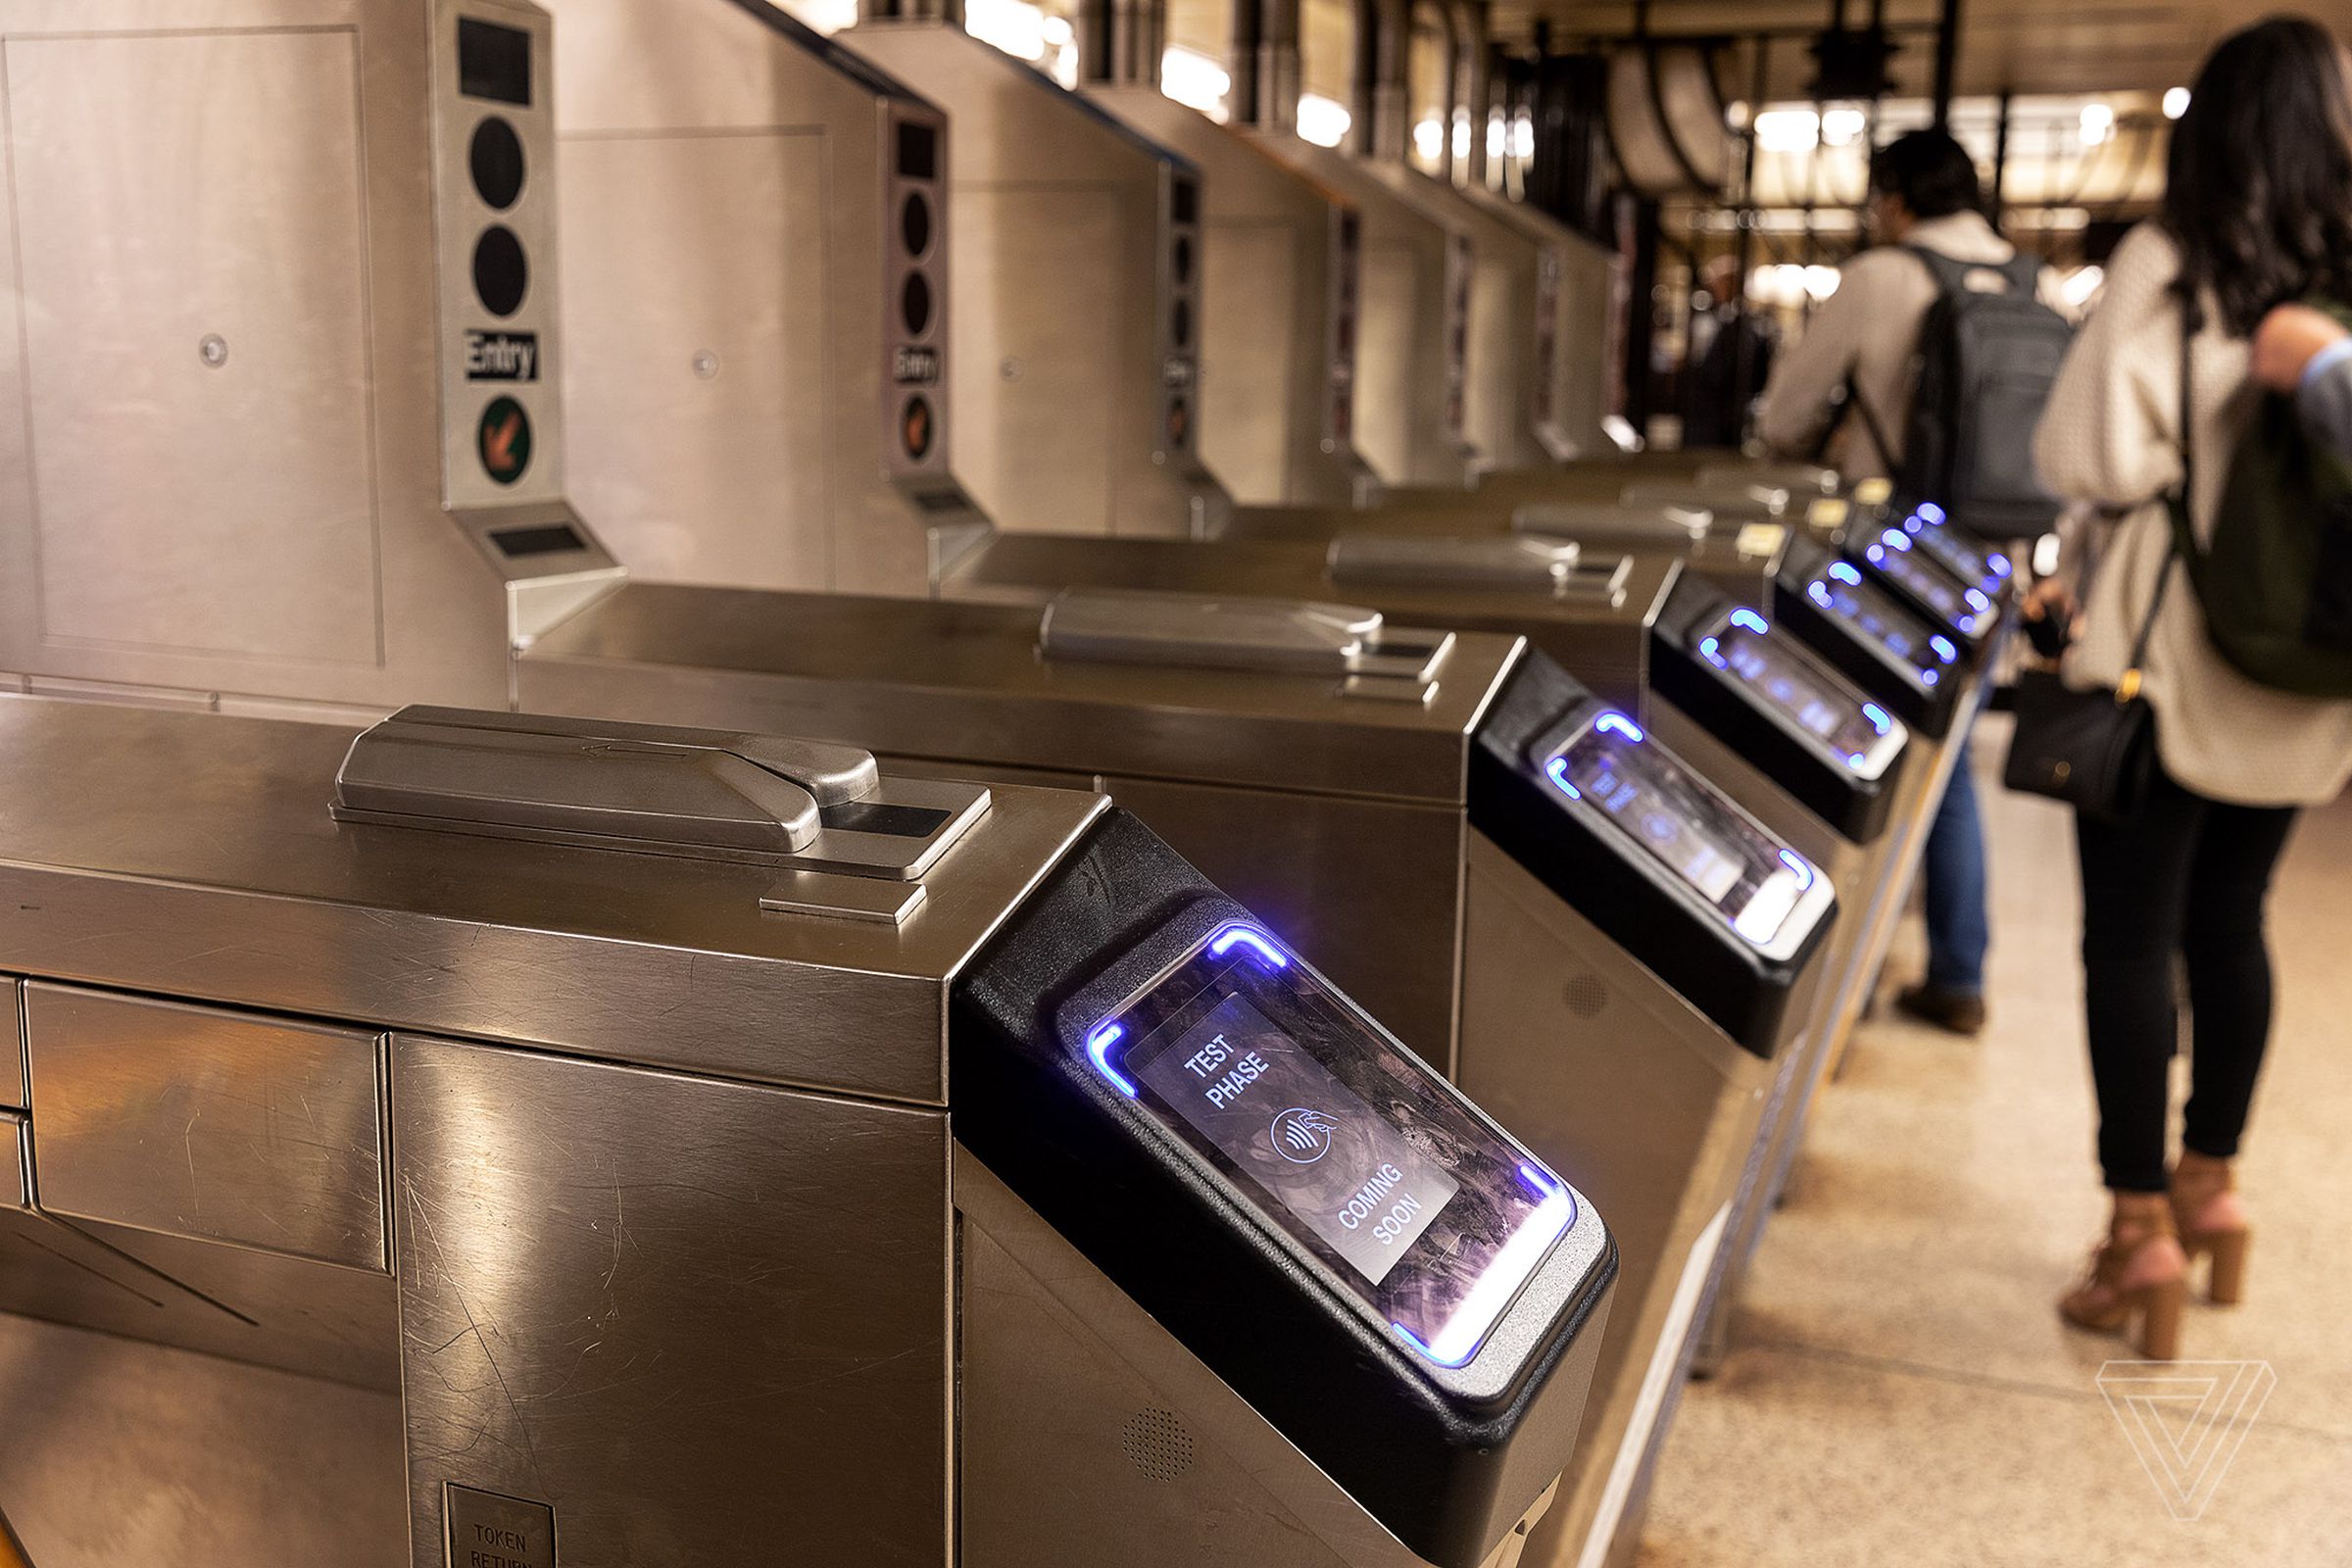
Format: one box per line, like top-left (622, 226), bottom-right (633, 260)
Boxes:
top-left (392, 1035), bottom-right (953, 1568)
top-left (2, 979), bottom-right (21, 1107)
top-left (24, 982), bottom-right (388, 1272)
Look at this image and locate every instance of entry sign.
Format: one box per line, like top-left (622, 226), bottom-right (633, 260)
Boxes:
top-left (466, 329), bottom-right (540, 382)
top-left (476, 395), bottom-right (533, 485)
top-left (445, 1484), bottom-right (555, 1568)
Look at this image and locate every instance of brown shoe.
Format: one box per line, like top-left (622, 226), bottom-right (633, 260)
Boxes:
top-left (1894, 982), bottom-right (1986, 1036)
top-left (2060, 1193), bottom-right (2189, 1359)
top-left (2170, 1152), bottom-right (2253, 1305)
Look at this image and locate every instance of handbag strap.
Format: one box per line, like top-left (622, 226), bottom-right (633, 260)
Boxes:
top-left (2121, 311), bottom-right (2193, 699)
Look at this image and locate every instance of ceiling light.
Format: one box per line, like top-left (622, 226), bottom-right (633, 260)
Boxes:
top-left (783, 0), bottom-right (857, 31)
top-left (964, 0), bottom-right (1048, 60)
top-left (1821, 107), bottom-right (1866, 146)
top-left (1160, 46), bottom-right (1230, 114)
top-left (2163, 86), bottom-right (2190, 120)
top-left (1754, 109), bottom-right (1821, 154)
top-left (1298, 94), bottom-right (1352, 148)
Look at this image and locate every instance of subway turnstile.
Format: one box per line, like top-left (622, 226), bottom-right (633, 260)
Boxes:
top-left (846, 17), bottom-right (1231, 540)
top-left (1082, 87), bottom-right (1379, 507)
top-left (545, 0), bottom-right (990, 593)
top-left (0, 695), bottom-right (1616, 1568)
top-left (510, 582), bottom-right (1838, 1568)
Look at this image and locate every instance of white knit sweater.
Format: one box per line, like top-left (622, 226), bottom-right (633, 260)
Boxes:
top-left (2034, 221), bottom-right (2352, 807)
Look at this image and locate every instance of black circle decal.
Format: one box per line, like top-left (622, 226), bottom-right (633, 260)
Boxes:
top-left (469, 118), bottom-right (525, 210)
top-left (472, 225), bottom-right (529, 318)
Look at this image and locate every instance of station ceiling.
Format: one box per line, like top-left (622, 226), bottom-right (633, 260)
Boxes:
top-left (1489, 0), bottom-right (2352, 99)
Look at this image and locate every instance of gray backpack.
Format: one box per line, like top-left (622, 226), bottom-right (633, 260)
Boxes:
top-left (1852, 246), bottom-right (2074, 538)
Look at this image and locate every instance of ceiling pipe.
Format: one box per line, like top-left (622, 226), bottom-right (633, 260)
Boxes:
top-left (1232, 0), bottom-right (1301, 130)
top-left (1456, 0), bottom-right (1491, 186)
top-left (1437, 1), bottom-right (1461, 171)
top-left (1373, 0), bottom-right (1401, 157)
top-left (1078, 0), bottom-right (1164, 85)
top-left (1932, 0), bottom-right (1962, 127)
top-left (1231, 0), bottom-right (1263, 122)
top-left (866, 0), bottom-right (961, 22)
top-left (1348, 0), bottom-right (1380, 153)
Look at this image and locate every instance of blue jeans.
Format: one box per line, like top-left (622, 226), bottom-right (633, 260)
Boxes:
top-left (1923, 729), bottom-right (1990, 995)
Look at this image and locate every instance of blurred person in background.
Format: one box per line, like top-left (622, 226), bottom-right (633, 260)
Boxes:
top-left (2030, 15), bottom-right (2352, 1358)
top-left (1757, 130), bottom-right (2064, 1037)
top-left (1681, 255), bottom-right (1777, 449)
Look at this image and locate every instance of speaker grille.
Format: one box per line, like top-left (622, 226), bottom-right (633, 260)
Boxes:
top-left (1120, 1407), bottom-right (1196, 1482)
top-left (1564, 974), bottom-right (1610, 1018)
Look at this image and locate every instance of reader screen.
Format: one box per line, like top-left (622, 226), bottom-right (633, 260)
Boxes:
top-left (1806, 568), bottom-right (1946, 684)
top-left (1868, 540), bottom-right (1983, 631)
top-left (1706, 620), bottom-right (1886, 762)
top-left (1101, 929), bottom-right (1573, 1364)
top-left (1135, 994), bottom-right (1456, 1285)
top-left (1906, 516), bottom-right (2011, 599)
top-left (1554, 722), bottom-right (1804, 943)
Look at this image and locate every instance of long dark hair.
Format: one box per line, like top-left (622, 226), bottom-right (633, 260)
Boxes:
top-left (2163, 15), bottom-right (2352, 335)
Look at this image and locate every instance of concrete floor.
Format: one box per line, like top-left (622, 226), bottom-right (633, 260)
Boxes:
top-left (1637, 720), bottom-right (2352, 1566)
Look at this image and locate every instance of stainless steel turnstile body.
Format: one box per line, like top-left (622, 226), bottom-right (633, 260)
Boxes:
top-left (1084, 88), bottom-right (1377, 507)
top-left (0, 0), bottom-right (625, 717)
top-left (1222, 496), bottom-right (1953, 1113)
top-left (0, 696), bottom-right (1071, 1567)
top-left (522, 586), bottom-right (1522, 1067)
top-left (1245, 137), bottom-right (1478, 488)
top-left (1356, 163), bottom-right (1560, 472)
top-left (945, 532), bottom-right (1678, 719)
top-left (0, 696), bottom-right (1614, 1568)
top-left (1458, 190), bottom-right (1620, 462)
top-left (846, 20), bottom-right (1229, 540)
top-left (918, 539), bottom-right (1881, 1565)
top-left (546, 0), bottom-right (988, 593)
top-left (512, 583), bottom-right (1826, 1568)
top-left (1225, 496), bottom-right (1793, 613)
top-left (1213, 496), bottom-right (1961, 1134)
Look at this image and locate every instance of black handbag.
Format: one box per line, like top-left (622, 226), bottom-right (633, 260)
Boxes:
top-left (2001, 655), bottom-right (2164, 822)
top-left (2001, 327), bottom-right (2189, 822)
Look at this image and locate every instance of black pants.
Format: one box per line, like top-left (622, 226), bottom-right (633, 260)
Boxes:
top-left (2076, 768), bottom-right (2299, 1193)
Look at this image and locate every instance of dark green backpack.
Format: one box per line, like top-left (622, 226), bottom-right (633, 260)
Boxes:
top-left (2175, 334), bottom-right (2352, 699)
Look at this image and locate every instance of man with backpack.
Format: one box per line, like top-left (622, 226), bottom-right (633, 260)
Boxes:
top-left (1756, 129), bottom-right (2071, 1037)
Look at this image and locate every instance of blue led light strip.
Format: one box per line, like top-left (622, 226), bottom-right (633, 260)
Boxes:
top-left (1392, 1175), bottom-right (1576, 1366)
top-left (1086, 1021), bottom-right (1135, 1098)
top-left (1207, 922), bottom-right (1290, 969)
top-left (1592, 710), bottom-right (1645, 743)
top-left (1084, 922), bottom-right (1292, 1097)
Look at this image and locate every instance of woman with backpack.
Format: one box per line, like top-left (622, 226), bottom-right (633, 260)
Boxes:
top-left (2029, 14), bottom-right (2352, 1359)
